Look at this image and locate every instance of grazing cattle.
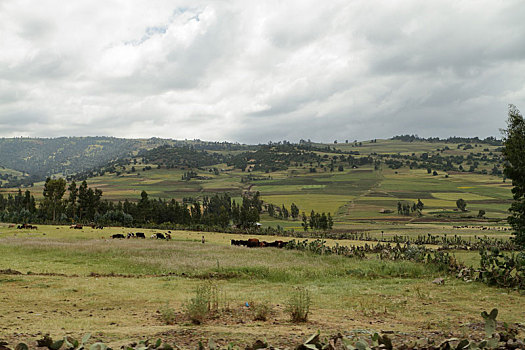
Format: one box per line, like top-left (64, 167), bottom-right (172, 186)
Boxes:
top-left (135, 232), bottom-right (146, 239)
top-left (165, 233), bottom-right (172, 240)
top-left (231, 239), bottom-right (243, 246)
top-left (155, 233), bottom-right (166, 239)
top-left (231, 239), bottom-right (288, 248)
top-left (247, 238), bottom-right (260, 248)
top-left (111, 234), bottom-right (125, 239)
top-left (17, 223), bottom-right (33, 229)
top-left (8, 224), bottom-right (15, 228)
top-left (91, 224), bottom-right (104, 229)
top-left (31, 226), bottom-right (37, 230)
top-left (126, 233), bottom-right (135, 239)
top-left (70, 224), bottom-right (83, 229)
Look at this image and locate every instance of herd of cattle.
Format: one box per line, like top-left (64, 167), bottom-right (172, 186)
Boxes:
top-left (230, 238), bottom-right (289, 248)
top-left (452, 225), bottom-right (511, 231)
top-left (10, 223), bottom-right (104, 230)
top-left (11, 223), bottom-right (38, 229)
top-left (111, 232), bottom-right (172, 240)
top-left (8, 224), bottom-right (297, 250)
top-left (70, 224), bottom-right (103, 229)
top-left (109, 234), bottom-right (286, 247)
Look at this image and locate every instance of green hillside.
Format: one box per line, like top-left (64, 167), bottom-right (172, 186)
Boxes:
top-left (1, 136), bottom-right (511, 233)
top-left (0, 137), bottom-right (251, 186)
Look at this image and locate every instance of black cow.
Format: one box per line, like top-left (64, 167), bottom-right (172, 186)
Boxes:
top-left (112, 234), bottom-right (125, 239)
top-left (155, 233), bottom-right (166, 239)
top-left (135, 232), bottom-right (146, 239)
top-left (17, 223), bottom-right (33, 229)
top-left (231, 239), bottom-right (249, 246)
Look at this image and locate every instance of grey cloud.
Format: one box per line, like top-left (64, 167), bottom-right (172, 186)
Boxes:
top-left (0, 0), bottom-right (524, 142)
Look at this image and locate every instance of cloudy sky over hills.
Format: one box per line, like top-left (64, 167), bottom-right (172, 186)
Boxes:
top-left (1, 0), bottom-right (524, 143)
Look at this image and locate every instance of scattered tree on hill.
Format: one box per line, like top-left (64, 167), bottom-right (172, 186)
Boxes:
top-left (301, 212), bottom-right (309, 231)
top-left (290, 203), bottom-right (299, 220)
top-left (502, 104), bottom-right (525, 246)
top-left (397, 201), bottom-right (413, 216)
top-left (266, 203), bottom-right (275, 217)
top-left (477, 209), bottom-right (486, 218)
top-left (306, 210), bottom-right (333, 230)
top-left (456, 198), bottom-right (467, 212)
top-left (281, 205), bottom-right (289, 219)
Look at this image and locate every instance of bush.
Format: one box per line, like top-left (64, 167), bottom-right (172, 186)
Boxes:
top-left (184, 283), bottom-right (220, 324)
top-left (252, 300), bottom-right (273, 321)
top-left (159, 302), bottom-right (177, 325)
top-left (286, 287), bottom-right (311, 323)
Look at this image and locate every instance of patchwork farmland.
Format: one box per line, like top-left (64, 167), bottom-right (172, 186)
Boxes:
top-left (0, 137), bottom-right (523, 348)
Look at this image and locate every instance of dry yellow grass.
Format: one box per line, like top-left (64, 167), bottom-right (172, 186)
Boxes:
top-left (0, 225), bottom-right (523, 347)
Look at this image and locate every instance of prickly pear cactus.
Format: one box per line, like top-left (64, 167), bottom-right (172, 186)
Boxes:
top-left (481, 308), bottom-right (498, 338)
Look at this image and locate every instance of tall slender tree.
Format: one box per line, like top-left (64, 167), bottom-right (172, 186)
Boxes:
top-left (42, 178), bottom-right (67, 222)
top-left (502, 105), bottom-right (525, 246)
top-left (67, 181), bottom-right (78, 220)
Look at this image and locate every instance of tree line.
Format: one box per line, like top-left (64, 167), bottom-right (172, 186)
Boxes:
top-left (0, 178), bottom-right (263, 230)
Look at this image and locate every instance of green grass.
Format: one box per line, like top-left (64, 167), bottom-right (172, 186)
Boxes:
top-left (0, 225), bottom-right (523, 347)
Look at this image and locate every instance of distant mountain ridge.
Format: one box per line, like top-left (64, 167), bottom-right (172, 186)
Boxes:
top-left (0, 135), bottom-right (504, 188)
top-left (0, 137), bottom-right (138, 186)
top-left (0, 137), bottom-right (249, 187)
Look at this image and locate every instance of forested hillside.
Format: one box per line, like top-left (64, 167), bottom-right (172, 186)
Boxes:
top-left (0, 137), bottom-right (139, 186)
top-left (0, 137), bottom-right (255, 187)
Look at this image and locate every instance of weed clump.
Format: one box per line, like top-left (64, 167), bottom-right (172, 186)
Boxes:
top-left (286, 287), bottom-right (311, 323)
top-left (159, 302), bottom-right (177, 325)
top-left (184, 283), bottom-right (219, 324)
top-left (251, 300), bottom-right (273, 321)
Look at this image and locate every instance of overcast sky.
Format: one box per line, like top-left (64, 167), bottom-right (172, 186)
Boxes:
top-left (1, 1), bottom-right (524, 143)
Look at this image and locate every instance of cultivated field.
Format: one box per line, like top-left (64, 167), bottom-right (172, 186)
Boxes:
top-left (0, 140), bottom-right (513, 233)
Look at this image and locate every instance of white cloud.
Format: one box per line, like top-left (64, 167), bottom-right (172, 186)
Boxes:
top-left (0, 0), bottom-right (524, 142)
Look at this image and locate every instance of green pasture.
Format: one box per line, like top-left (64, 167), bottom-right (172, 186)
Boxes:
top-left (0, 225), bottom-right (522, 346)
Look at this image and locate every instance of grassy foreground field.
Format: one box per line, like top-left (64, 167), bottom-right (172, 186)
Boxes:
top-left (0, 225), bottom-right (523, 348)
